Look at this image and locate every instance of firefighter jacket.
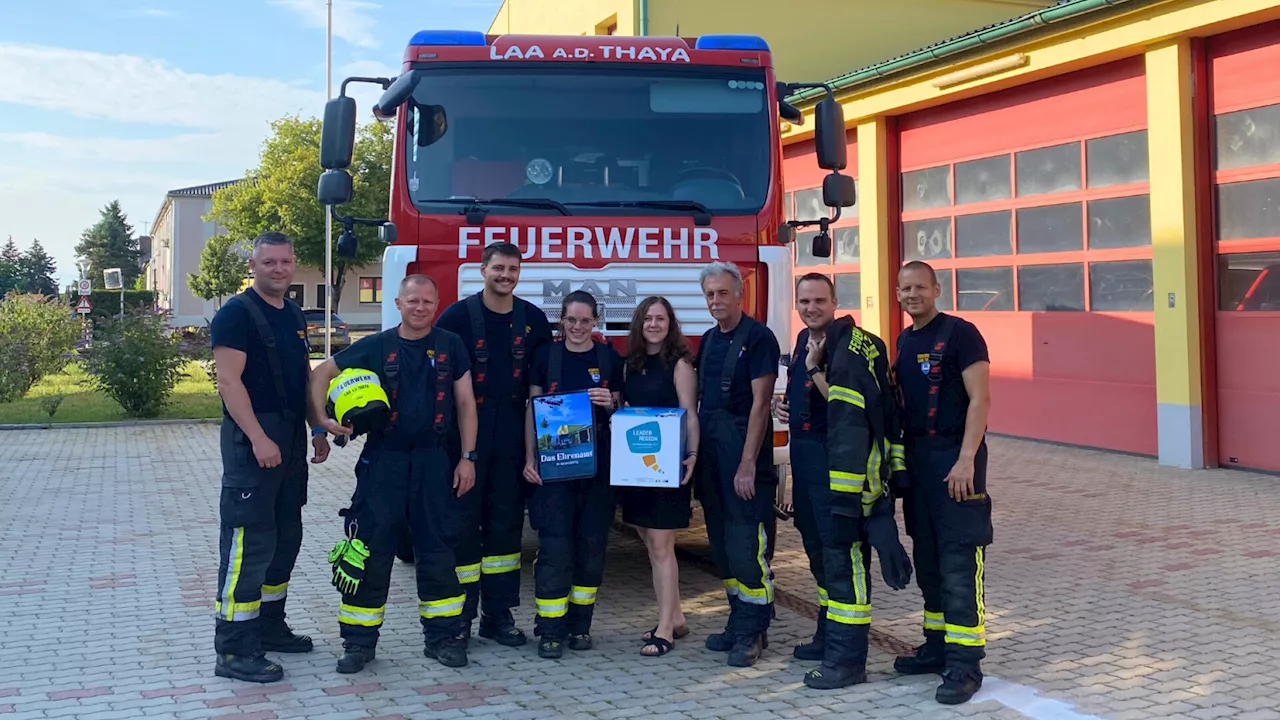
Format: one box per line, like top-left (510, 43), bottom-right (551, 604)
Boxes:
top-left (825, 322), bottom-right (908, 519)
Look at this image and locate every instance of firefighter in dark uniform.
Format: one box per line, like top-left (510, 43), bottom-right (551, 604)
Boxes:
top-left (772, 273), bottom-right (853, 661)
top-left (523, 290), bottom-right (624, 659)
top-left (694, 262), bottom-right (781, 668)
top-left (209, 231), bottom-right (325, 684)
top-left (437, 241), bottom-right (553, 647)
top-left (803, 291), bottom-right (913, 690)
top-left (311, 274), bottom-right (479, 672)
top-left (892, 260), bottom-right (994, 705)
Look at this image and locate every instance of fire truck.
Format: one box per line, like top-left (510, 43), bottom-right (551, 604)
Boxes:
top-left (316, 30), bottom-right (854, 492)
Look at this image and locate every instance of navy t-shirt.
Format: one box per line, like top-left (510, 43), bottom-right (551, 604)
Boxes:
top-left (894, 313), bottom-right (989, 439)
top-left (209, 288), bottom-right (309, 418)
top-left (437, 294), bottom-right (553, 455)
top-left (529, 342), bottom-right (625, 397)
top-left (334, 327), bottom-right (470, 446)
top-left (786, 329), bottom-right (827, 437)
top-left (696, 316), bottom-right (781, 419)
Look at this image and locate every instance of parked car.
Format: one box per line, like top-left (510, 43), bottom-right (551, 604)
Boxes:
top-left (302, 308), bottom-right (351, 354)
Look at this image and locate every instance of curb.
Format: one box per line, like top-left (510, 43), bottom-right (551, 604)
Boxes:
top-left (0, 418), bottom-right (220, 431)
top-left (610, 519), bottom-right (916, 657)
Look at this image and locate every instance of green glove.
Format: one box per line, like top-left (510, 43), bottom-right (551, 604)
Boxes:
top-left (328, 537), bottom-right (370, 595)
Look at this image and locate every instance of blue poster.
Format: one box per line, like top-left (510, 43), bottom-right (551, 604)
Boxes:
top-left (531, 391), bottom-right (598, 482)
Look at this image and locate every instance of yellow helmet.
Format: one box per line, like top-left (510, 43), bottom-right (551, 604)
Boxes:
top-left (327, 368), bottom-right (390, 436)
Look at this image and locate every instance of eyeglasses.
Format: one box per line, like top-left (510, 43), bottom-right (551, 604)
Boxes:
top-left (562, 316), bottom-right (595, 327)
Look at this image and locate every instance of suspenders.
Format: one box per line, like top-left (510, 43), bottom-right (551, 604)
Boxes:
top-left (697, 316), bottom-right (754, 410)
top-left (791, 327), bottom-right (813, 432)
top-left (466, 292), bottom-right (527, 407)
top-left (896, 314), bottom-right (957, 438)
top-left (546, 342), bottom-right (612, 395)
top-left (380, 328), bottom-right (452, 437)
top-left (227, 290), bottom-right (304, 413)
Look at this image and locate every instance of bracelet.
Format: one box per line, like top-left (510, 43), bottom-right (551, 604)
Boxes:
top-left (311, 426), bottom-right (326, 437)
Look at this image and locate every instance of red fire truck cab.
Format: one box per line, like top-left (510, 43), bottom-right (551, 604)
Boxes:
top-left (317, 29), bottom-right (855, 472)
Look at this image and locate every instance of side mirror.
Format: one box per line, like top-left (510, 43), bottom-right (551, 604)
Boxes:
top-left (814, 97), bottom-right (848, 171)
top-left (320, 96), bottom-right (357, 170)
top-left (776, 81), bottom-right (803, 123)
top-left (337, 228), bottom-right (359, 259)
top-left (777, 224), bottom-right (796, 245)
top-left (377, 71), bottom-right (421, 115)
top-left (823, 173), bottom-right (857, 208)
top-left (378, 222), bottom-right (397, 245)
top-left (317, 169), bottom-right (354, 206)
top-left (811, 230), bottom-right (832, 259)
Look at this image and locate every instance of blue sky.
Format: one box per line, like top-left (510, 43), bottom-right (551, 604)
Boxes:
top-left (0, 0), bottom-right (502, 285)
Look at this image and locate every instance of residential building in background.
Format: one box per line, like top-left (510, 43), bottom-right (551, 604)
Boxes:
top-left (489, 0), bottom-right (1280, 473)
top-left (146, 180), bottom-right (383, 328)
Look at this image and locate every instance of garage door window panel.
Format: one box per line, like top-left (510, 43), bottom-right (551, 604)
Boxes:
top-left (1019, 262), bottom-right (1085, 312)
top-left (1016, 143), bottom-right (1082, 197)
top-left (1090, 260), bottom-right (1154, 312)
top-left (957, 267), bottom-right (1014, 311)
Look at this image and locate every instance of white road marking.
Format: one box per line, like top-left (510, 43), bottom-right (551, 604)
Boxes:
top-left (974, 676), bottom-right (1109, 720)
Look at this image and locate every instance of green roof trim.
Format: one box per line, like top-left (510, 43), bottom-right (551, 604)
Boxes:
top-left (785, 0), bottom-right (1143, 105)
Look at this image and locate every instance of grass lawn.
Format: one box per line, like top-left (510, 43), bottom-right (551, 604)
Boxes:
top-left (0, 361), bottom-right (222, 425)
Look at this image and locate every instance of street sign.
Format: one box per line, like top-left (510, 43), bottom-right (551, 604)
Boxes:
top-left (103, 268), bottom-right (123, 290)
top-left (77, 279), bottom-right (91, 296)
top-left (76, 296), bottom-right (92, 314)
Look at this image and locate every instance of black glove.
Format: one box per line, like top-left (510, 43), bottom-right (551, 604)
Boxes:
top-left (864, 495), bottom-right (913, 591)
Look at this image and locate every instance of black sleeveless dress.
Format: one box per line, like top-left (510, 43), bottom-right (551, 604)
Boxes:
top-left (619, 353), bottom-right (693, 529)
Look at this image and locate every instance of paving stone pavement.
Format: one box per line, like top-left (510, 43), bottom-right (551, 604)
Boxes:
top-left (0, 426), bottom-right (1277, 719)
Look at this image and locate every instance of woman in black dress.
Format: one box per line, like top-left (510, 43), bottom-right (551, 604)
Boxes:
top-left (620, 296), bottom-right (700, 657)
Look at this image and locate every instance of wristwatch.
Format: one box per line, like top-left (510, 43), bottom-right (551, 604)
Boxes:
top-left (461, 450), bottom-right (478, 462)
top-left (806, 365), bottom-right (824, 378)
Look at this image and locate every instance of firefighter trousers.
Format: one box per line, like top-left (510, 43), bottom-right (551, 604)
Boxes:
top-left (903, 437), bottom-right (992, 669)
top-left (695, 410), bottom-right (776, 640)
top-left (790, 435), bottom-right (830, 610)
top-left (526, 470), bottom-right (615, 640)
top-left (454, 450), bottom-right (525, 622)
top-left (338, 442), bottom-right (468, 649)
top-left (214, 413), bottom-right (308, 656)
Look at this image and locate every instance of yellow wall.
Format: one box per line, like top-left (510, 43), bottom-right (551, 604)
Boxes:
top-left (488, 0), bottom-right (637, 36)
top-left (644, 0), bottom-right (1056, 83)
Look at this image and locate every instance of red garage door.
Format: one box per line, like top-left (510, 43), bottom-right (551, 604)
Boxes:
top-left (784, 132), bottom-right (861, 332)
top-left (1210, 22), bottom-right (1280, 473)
top-left (897, 58), bottom-right (1157, 454)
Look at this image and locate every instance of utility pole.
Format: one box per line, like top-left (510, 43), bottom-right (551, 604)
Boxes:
top-left (324, 0), bottom-right (334, 358)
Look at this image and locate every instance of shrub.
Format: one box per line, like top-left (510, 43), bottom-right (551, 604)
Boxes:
top-left (0, 293), bottom-right (81, 403)
top-left (82, 309), bottom-right (186, 418)
top-left (175, 322), bottom-right (217, 387)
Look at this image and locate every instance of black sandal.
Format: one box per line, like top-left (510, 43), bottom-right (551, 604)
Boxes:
top-left (641, 625), bottom-right (689, 643)
top-left (641, 636), bottom-right (674, 657)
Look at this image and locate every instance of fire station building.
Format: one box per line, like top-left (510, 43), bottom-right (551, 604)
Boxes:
top-left (492, 0), bottom-right (1280, 474)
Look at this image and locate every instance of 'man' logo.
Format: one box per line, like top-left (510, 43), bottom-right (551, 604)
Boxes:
top-left (542, 279), bottom-right (636, 301)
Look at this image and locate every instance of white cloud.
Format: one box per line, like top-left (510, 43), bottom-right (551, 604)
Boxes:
top-left (270, 0), bottom-right (381, 50)
top-left (131, 8), bottom-right (176, 18)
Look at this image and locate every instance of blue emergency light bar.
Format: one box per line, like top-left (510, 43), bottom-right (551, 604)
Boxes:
top-left (694, 35), bottom-right (770, 51)
top-left (408, 29), bottom-right (487, 46)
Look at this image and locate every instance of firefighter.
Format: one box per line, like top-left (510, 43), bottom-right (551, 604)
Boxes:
top-left (772, 273), bottom-right (853, 661)
top-left (209, 231), bottom-right (326, 684)
top-left (310, 274), bottom-right (479, 673)
top-left (522, 290), bottom-right (624, 659)
top-left (892, 260), bottom-right (993, 705)
top-left (694, 262), bottom-right (781, 668)
top-left (802, 292), bottom-right (914, 690)
top-left (437, 241), bottom-right (553, 647)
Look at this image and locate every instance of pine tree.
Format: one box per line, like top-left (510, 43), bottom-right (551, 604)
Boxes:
top-left (20, 239), bottom-right (58, 297)
top-left (74, 200), bottom-right (142, 288)
top-left (1, 236), bottom-right (24, 294)
top-left (1, 236), bottom-right (20, 265)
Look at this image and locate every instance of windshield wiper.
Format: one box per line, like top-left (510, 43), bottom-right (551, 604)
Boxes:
top-left (421, 197), bottom-right (572, 218)
top-left (565, 200), bottom-right (713, 226)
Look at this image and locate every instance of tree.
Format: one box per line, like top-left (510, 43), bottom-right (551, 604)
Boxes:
top-left (187, 234), bottom-right (250, 309)
top-left (75, 201), bottom-right (142, 289)
top-left (208, 116), bottom-right (392, 307)
top-left (20, 239), bottom-right (58, 296)
top-left (0, 294), bottom-right (80, 403)
top-left (1, 236), bottom-right (20, 265)
top-left (0, 237), bottom-right (19, 295)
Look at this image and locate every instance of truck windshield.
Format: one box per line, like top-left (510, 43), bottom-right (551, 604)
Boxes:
top-left (403, 65), bottom-right (772, 216)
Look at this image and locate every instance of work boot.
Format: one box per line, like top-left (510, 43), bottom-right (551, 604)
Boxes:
top-left (478, 610), bottom-right (527, 647)
top-left (424, 637), bottom-right (468, 668)
top-left (567, 633), bottom-right (593, 651)
top-left (335, 643), bottom-right (376, 674)
top-left (260, 623), bottom-right (314, 654)
top-left (214, 653), bottom-right (283, 684)
top-left (803, 662), bottom-right (867, 690)
top-left (727, 633), bottom-right (764, 668)
top-left (793, 613), bottom-right (826, 661)
top-left (894, 639), bottom-right (946, 675)
top-left (454, 620), bottom-right (472, 649)
top-left (705, 630), bottom-right (735, 652)
top-left (936, 666), bottom-right (983, 705)
top-left (537, 635), bottom-right (563, 659)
